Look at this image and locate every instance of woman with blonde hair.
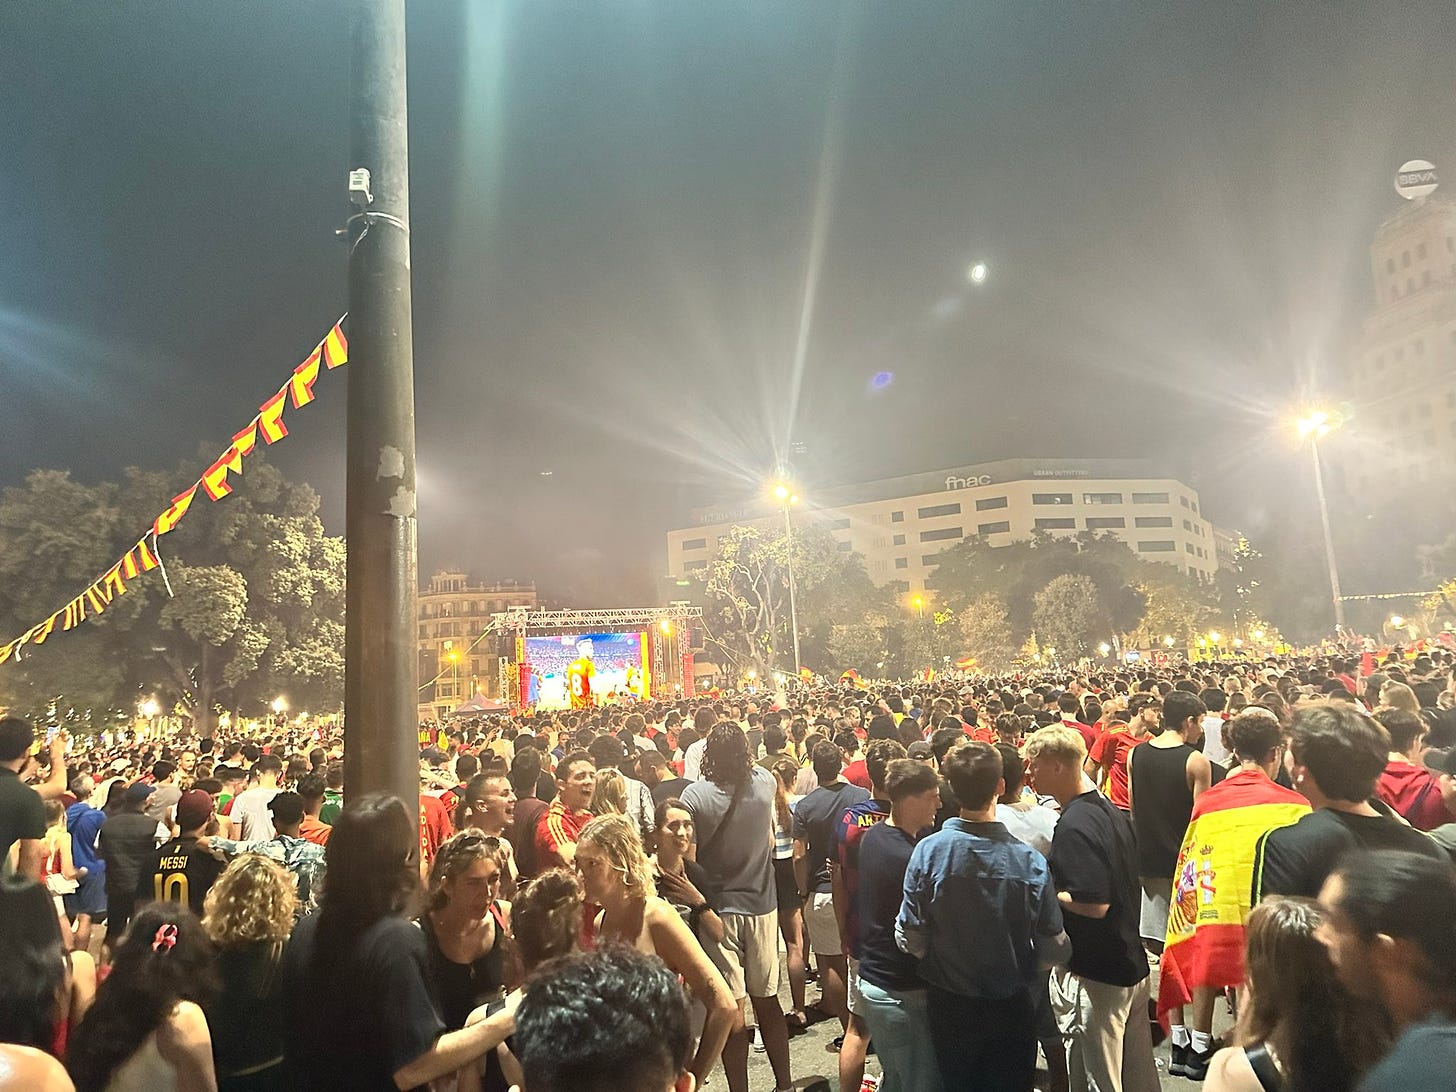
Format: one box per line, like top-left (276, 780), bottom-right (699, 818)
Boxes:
top-left (575, 814), bottom-right (737, 1089)
top-left (588, 767), bottom-right (628, 817)
top-left (202, 854), bottom-right (297, 1091)
top-left (1378, 680), bottom-right (1421, 717)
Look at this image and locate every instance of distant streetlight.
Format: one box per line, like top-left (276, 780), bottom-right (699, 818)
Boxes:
top-left (967, 261), bottom-right (989, 286)
top-left (1293, 406), bottom-right (1345, 631)
top-left (659, 619), bottom-right (673, 635)
top-left (768, 478), bottom-right (803, 677)
top-left (1389, 614), bottom-right (1405, 628)
top-left (1163, 636), bottom-right (1176, 648)
top-left (912, 594), bottom-right (925, 620)
top-left (1097, 642), bottom-right (1111, 656)
top-left (271, 696), bottom-right (287, 714)
top-left (1208, 631), bottom-right (1221, 644)
top-left (1251, 628), bottom-right (1266, 641)
top-left (139, 698), bottom-right (161, 720)
top-left (447, 647), bottom-right (461, 698)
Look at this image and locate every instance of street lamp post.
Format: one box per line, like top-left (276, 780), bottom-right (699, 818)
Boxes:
top-left (1295, 410), bottom-right (1346, 632)
top-left (771, 481), bottom-right (803, 678)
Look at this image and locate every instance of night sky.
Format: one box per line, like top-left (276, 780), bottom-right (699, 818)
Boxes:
top-left (3, 1), bottom-right (1454, 606)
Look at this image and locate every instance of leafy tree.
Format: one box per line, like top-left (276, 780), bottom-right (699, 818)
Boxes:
top-left (0, 455), bottom-right (345, 729)
top-left (1032, 573), bottom-right (1104, 655)
top-left (956, 593), bottom-right (1017, 671)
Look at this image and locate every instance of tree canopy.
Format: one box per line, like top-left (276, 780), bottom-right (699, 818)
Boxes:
top-left (0, 454), bottom-right (345, 729)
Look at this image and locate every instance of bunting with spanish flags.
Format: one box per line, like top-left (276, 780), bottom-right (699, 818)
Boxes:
top-left (1155, 768), bottom-right (1309, 1015)
top-left (0, 319), bottom-right (348, 669)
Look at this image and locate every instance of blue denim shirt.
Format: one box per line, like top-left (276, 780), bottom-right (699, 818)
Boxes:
top-left (896, 817), bottom-right (1068, 998)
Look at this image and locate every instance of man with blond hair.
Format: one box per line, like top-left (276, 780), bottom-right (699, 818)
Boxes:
top-left (1027, 726), bottom-right (1158, 1092)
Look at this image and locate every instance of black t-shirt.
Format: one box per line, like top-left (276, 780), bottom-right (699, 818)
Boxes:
top-left (137, 837), bottom-right (227, 917)
top-left (0, 767), bottom-right (45, 864)
top-left (651, 777), bottom-right (694, 806)
top-left (1251, 807), bottom-right (1446, 901)
top-left (282, 914), bottom-right (446, 1091)
top-left (792, 781), bottom-right (871, 895)
top-left (99, 812), bottom-right (163, 893)
top-left (855, 822), bottom-right (923, 992)
top-left (1048, 792), bottom-right (1148, 987)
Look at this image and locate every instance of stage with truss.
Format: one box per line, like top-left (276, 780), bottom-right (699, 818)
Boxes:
top-left (490, 605), bottom-right (702, 710)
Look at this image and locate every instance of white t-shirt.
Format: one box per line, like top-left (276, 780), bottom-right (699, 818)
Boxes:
top-left (996, 801), bottom-right (1059, 858)
top-left (230, 786), bottom-right (280, 841)
top-left (683, 738), bottom-right (708, 781)
top-left (1200, 714), bottom-right (1229, 766)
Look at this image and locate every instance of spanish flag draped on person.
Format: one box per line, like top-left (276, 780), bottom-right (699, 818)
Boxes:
top-left (1156, 710), bottom-right (1309, 1016)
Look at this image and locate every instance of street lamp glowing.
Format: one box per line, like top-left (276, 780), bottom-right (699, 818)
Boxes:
top-left (139, 698), bottom-right (160, 719)
top-left (659, 619), bottom-right (673, 635)
top-left (271, 697), bottom-right (287, 714)
top-left (772, 482), bottom-right (790, 501)
top-left (1097, 642), bottom-right (1111, 655)
top-left (1163, 636), bottom-right (1176, 647)
top-left (1390, 615), bottom-right (1405, 628)
top-left (1251, 629), bottom-right (1265, 641)
top-left (1294, 408), bottom-right (1340, 442)
top-left (746, 669), bottom-right (757, 680)
top-left (1208, 631), bottom-right (1221, 643)
top-left (446, 649), bottom-right (460, 663)
top-left (967, 261), bottom-right (988, 286)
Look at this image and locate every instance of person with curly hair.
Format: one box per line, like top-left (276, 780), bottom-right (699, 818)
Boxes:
top-left (278, 794), bottom-right (516, 1091)
top-left (422, 831), bottom-right (519, 1092)
top-left (66, 902), bottom-right (219, 1092)
top-left (201, 855), bottom-right (297, 1092)
top-left (576, 814), bottom-right (736, 1090)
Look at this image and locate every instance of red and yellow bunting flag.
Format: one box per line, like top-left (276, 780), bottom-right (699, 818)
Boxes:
top-left (1156, 769), bottom-right (1309, 1015)
top-left (0, 319), bottom-right (348, 668)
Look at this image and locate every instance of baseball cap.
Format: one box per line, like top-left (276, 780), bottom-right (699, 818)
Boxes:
top-left (124, 782), bottom-right (155, 804)
top-left (174, 789), bottom-right (214, 831)
top-left (110, 758), bottom-right (131, 772)
top-left (907, 741), bottom-right (934, 760)
top-left (1423, 747), bottom-right (1456, 777)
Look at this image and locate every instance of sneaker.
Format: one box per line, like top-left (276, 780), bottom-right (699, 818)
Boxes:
top-left (826, 1034), bottom-right (845, 1053)
top-left (858, 1077), bottom-right (881, 1092)
top-left (1185, 1045), bottom-right (1214, 1081)
top-left (1169, 1042), bottom-right (1189, 1078)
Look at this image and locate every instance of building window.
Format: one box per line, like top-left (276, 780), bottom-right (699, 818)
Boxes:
top-left (684, 559), bottom-right (707, 571)
top-left (917, 503), bottom-right (962, 519)
top-left (1387, 257), bottom-right (1396, 273)
top-left (1135, 515), bottom-right (1173, 528)
top-left (978, 521), bottom-right (1011, 535)
top-left (682, 537), bottom-right (707, 551)
top-left (1083, 492), bottom-right (1124, 505)
top-left (1086, 516), bottom-right (1126, 529)
top-left (418, 624), bottom-right (428, 638)
top-left (894, 557), bottom-right (909, 570)
top-left (1179, 496), bottom-right (1190, 508)
top-left (891, 511), bottom-right (905, 523)
top-left (1183, 519), bottom-right (1194, 531)
top-left (1191, 502), bottom-right (1198, 514)
top-left (920, 527), bottom-right (963, 542)
top-left (1132, 492), bottom-right (1169, 504)
top-left (1034, 518), bottom-right (1076, 530)
top-left (920, 555), bottom-right (942, 567)
top-left (1418, 242), bottom-right (1428, 260)
top-left (1403, 250), bottom-right (1411, 267)
top-left (1031, 493), bottom-right (1073, 506)
top-left (838, 540), bottom-right (852, 551)
top-left (829, 518), bottom-right (851, 530)
top-left (1424, 270), bottom-right (1433, 287)
top-left (893, 534), bottom-right (906, 546)
top-left (1138, 540), bottom-right (1176, 552)
top-left (1186, 543), bottom-right (1195, 554)
top-left (975, 496), bottom-right (1009, 511)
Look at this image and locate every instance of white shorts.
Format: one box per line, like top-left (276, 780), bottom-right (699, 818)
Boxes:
top-left (705, 910), bottom-right (782, 1000)
top-left (847, 956), bottom-right (865, 1017)
top-left (1139, 877), bottom-right (1171, 944)
top-left (804, 890), bottom-right (843, 955)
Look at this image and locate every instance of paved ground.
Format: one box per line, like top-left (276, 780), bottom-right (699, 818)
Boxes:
top-left (739, 955), bottom-right (1235, 1091)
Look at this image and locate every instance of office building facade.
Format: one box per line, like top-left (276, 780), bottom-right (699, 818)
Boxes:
top-left (666, 458), bottom-right (1227, 593)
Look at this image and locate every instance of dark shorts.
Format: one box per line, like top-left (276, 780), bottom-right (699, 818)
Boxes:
top-left (63, 872), bottom-right (107, 918)
top-left (774, 856), bottom-right (800, 912)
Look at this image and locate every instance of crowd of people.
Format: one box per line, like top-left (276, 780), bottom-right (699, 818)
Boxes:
top-left (2, 647), bottom-right (1456, 1091)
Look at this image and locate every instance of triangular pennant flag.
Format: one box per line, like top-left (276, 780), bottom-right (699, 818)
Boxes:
top-left (153, 484), bottom-right (199, 537)
top-left (288, 349), bottom-right (322, 409)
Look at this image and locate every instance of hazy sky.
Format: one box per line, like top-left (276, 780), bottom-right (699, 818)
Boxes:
top-left (3, 1), bottom-right (1453, 604)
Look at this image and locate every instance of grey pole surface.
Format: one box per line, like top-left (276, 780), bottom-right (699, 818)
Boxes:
top-left (1309, 437), bottom-right (1346, 632)
top-left (784, 504), bottom-right (802, 677)
top-left (343, 0), bottom-right (420, 817)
